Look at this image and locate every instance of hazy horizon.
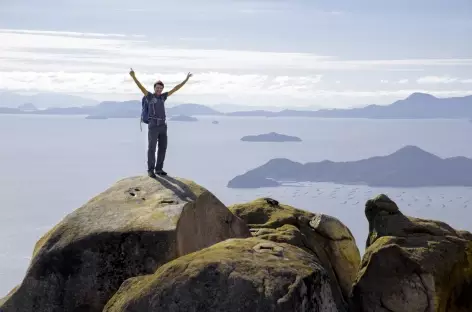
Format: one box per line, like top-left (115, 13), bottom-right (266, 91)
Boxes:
top-left (1, 89), bottom-right (471, 112)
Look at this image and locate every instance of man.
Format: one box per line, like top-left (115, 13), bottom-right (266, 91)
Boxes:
top-left (129, 68), bottom-right (192, 178)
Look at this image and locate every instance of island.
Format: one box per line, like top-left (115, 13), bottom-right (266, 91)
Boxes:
top-left (227, 145), bottom-right (472, 188)
top-left (168, 115), bottom-right (198, 122)
top-left (227, 175), bottom-right (280, 188)
top-left (85, 115), bottom-right (108, 120)
top-left (241, 132), bottom-right (302, 142)
top-left (212, 120), bottom-right (219, 124)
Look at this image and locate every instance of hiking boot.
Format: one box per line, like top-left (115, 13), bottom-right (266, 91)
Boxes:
top-left (147, 171), bottom-right (157, 178)
top-left (155, 169), bottom-right (167, 176)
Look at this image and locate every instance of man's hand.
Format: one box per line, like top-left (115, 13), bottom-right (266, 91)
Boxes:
top-left (129, 68), bottom-right (148, 95)
top-left (168, 72), bottom-right (193, 96)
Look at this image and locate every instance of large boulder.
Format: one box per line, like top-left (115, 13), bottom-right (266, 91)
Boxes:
top-left (350, 194), bottom-right (472, 312)
top-left (229, 198), bottom-right (360, 307)
top-left (104, 237), bottom-right (347, 312)
top-left (0, 176), bottom-right (250, 312)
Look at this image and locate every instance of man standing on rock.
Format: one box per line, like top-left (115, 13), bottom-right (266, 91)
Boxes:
top-left (129, 68), bottom-right (192, 178)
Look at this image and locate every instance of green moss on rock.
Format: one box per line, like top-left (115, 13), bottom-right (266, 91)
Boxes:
top-left (0, 176), bottom-right (250, 312)
top-left (229, 198), bottom-right (360, 306)
top-left (104, 237), bottom-right (346, 312)
top-left (351, 194), bottom-right (472, 312)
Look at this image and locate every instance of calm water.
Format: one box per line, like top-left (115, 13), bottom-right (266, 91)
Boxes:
top-left (1, 114), bottom-right (472, 295)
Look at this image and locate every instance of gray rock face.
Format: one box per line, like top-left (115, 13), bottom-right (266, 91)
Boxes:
top-left (0, 176), bottom-right (250, 312)
top-left (350, 194), bottom-right (472, 312)
top-left (5, 175), bottom-right (470, 312)
top-left (104, 238), bottom-right (346, 312)
top-left (229, 198), bottom-right (361, 308)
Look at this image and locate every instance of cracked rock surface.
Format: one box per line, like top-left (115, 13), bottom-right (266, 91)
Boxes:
top-left (350, 194), bottom-right (472, 312)
top-left (229, 198), bottom-right (360, 308)
top-left (0, 176), bottom-right (250, 312)
top-left (104, 237), bottom-right (345, 312)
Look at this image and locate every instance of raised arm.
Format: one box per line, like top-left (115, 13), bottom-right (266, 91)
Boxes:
top-left (168, 72), bottom-right (193, 96)
top-left (129, 68), bottom-right (149, 96)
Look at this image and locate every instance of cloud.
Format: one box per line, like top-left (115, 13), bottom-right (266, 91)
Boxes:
top-left (0, 71), bottom-right (324, 96)
top-left (238, 9), bottom-right (259, 14)
top-left (179, 37), bottom-right (217, 42)
top-left (0, 30), bottom-right (333, 73)
top-left (2, 29), bottom-right (472, 74)
top-left (0, 28), bottom-right (143, 38)
top-left (1, 29), bottom-right (472, 106)
top-left (1, 71), bottom-right (470, 101)
top-left (273, 75), bottom-right (322, 85)
top-left (417, 75), bottom-right (458, 84)
top-left (300, 89), bottom-right (472, 99)
top-left (416, 76), bottom-right (472, 84)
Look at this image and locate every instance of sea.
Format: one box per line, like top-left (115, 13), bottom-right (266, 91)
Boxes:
top-left (1, 114), bottom-right (472, 295)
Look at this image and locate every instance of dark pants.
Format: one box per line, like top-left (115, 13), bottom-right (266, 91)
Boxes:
top-left (147, 120), bottom-right (168, 172)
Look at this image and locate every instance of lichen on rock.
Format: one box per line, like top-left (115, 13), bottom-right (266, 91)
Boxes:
top-left (229, 197), bottom-right (361, 307)
top-left (104, 237), bottom-right (346, 312)
top-left (350, 194), bottom-right (472, 312)
top-left (0, 175), bottom-right (250, 312)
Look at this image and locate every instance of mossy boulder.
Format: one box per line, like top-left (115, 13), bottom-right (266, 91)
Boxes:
top-left (350, 194), bottom-right (472, 312)
top-left (229, 198), bottom-right (360, 306)
top-left (364, 194), bottom-right (460, 248)
top-left (104, 237), bottom-right (347, 312)
top-left (0, 176), bottom-right (250, 312)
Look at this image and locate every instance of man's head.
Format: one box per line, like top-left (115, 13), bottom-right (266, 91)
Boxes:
top-left (154, 81), bottom-right (164, 94)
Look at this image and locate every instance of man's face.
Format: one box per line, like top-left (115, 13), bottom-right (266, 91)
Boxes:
top-left (154, 84), bottom-right (164, 94)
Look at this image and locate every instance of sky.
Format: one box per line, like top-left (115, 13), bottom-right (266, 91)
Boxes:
top-left (0, 0), bottom-right (471, 108)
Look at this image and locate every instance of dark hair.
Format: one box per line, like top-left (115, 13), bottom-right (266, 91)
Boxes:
top-left (154, 81), bottom-right (164, 88)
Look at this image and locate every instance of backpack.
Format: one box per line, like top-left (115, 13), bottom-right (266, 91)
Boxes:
top-left (140, 95), bottom-right (149, 131)
top-left (141, 95), bottom-right (149, 124)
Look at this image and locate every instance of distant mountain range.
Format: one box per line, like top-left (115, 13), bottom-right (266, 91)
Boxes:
top-left (213, 103), bottom-right (321, 113)
top-left (227, 145), bottom-right (472, 188)
top-left (0, 101), bottom-right (220, 119)
top-left (310, 93), bottom-right (472, 119)
top-left (225, 93), bottom-right (472, 119)
top-left (1, 92), bottom-right (471, 119)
